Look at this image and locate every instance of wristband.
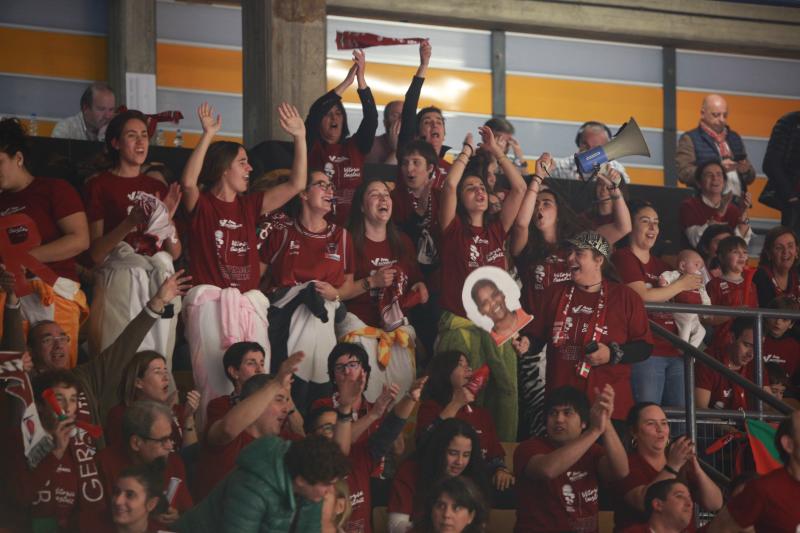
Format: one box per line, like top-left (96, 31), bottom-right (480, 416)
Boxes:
top-left (664, 464), bottom-right (679, 476)
top-left (609, 342), bottom-right (624, 365)
top-left (362, 278), bottom-right (370, 291)
top-left (4, 299), bottom-right (21, 310)
top-left (337, 410), bottom-right (354, 422)
top-left (147, 302), bottom-right (165, 316)
top-left (462, 143), bottom-right (474, 156)
top-left (609, 194), bottom-right (621, 200)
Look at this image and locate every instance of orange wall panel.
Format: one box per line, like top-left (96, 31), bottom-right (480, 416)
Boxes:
top-left (157, 43), bottom-right (242, 94)
top-left (0, 27), bottom-right (106, 81)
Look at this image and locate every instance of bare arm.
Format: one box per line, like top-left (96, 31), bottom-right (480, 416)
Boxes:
top-left (525, 427), bottom-right (602, 480)
top-left (594, 172), bottom-right (632, 246)
top-left (689, 456), bottom-right (723, 511)
top-left (480, 126), bottom-right (527, 233)
top-left (510, 155), bottom-right (549, 256)
top-left (181, 102), bottom-right (222, 214)
top-left (87, 209), bottom-right (145, 265)
top-left (29, 212), bottom-right (89, 263)
top-left (694, 387), bottom-right (711, 409)
top-left (707, 507), bottom-right (747, 533)
top-left (262, 103), bottom-right (307, 214)
top-left (626, 274), bottom-right (701, 303)
top-left (438, 134), bottom-right (473, 231)
top-left (624, 436), bottom-right (695, 512)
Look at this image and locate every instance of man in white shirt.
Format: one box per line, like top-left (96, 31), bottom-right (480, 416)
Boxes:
top-left (52, 82), bottom-right (116, 142)
top-left (549, 121), bottom-right (629, 183)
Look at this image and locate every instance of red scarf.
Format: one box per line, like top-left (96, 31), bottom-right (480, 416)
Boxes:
top-left (336, 31), bottom-right (426, 50)
top-left (699, 122), bottom-right (733, 159)
top-left (0, 353), bottom-right (49, 467)
top-left (552, 281), bottom-right (609, 348)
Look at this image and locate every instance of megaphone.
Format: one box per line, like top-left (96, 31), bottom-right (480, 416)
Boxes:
top-left (574, 117), bottom-right (650, 177)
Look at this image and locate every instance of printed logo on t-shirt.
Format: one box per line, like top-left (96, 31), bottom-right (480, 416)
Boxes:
top-left (468, 244), bottom-right (480, 267)
top-left (571, 305), bottom-right (594, 315)
top-left (764, 353), bottom-right (787, 365)
top-left (370, 257), bottom-right (394, 268)
top-left (562, 483), bottom-right (577, 512)
top-left (288, 240), bottom-right (300, 255)
top-left (486, 248), bottom-right (504, 263)
top-left (325, 242), bottom-right (341, 262)
top-left (0, 205), bottom-right (25, 217)
top-left (567, 470), bottom-right (588, 482)
top-left (229, 240), bottom-right (249, 254)
top-left (219, 219), bottom-right (243, 230)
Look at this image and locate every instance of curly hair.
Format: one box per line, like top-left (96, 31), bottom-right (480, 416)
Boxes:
top-left (285, 435), bottom-right (350, 485)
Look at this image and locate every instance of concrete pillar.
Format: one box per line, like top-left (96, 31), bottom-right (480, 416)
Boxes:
top-left (107, 0), bottom-right (157, 108)
top-left (242, 0), bottom-right (327, 147)
top-left (491, 30), bottom-right (506, 118)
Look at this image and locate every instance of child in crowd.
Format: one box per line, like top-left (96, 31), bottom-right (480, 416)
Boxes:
top-left (658, 249), bottom-right (711, 347)
top-left (763, 296), bottom-right (800, 393)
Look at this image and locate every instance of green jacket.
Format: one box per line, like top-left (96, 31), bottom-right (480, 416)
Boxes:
top-left (177, 436), bottom-right (322, 533)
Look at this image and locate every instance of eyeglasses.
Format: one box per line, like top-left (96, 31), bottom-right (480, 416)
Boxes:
top-left (315, 423), bottom-right (335, 434)
top-left (334, 361), bottom-right (361, 374)
top-left (39, 334), bottom-right (70, 347)
top-left (138, 434), bottom-right (173, 447)
top-left (310, 181), bottom-right (336, 192)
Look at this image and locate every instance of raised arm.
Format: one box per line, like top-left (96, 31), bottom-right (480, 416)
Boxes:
top-left (438, 133), bottom-right (473, 230)
top-left (594, 385), bottom-right (629, 482)
top-left (479, 126), bottom-right (526, 233)
top-left (181, 102), bottom-right (222, 214)
top-left (594, 171), bottom-right (632, 246)
top-left (510, 155), bottom-right (549, 257)
top-left (305, 62), bottom-right (356, 148)
top-left (351, 50), bottom-right (379, 155)
top-left (261, 103), bottom-right (307, 215)
top-left (87, 206), bottom-right (146, 265)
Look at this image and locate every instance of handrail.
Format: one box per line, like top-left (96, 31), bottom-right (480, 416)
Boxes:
top-left (644, 301), bottom-right (800, 320)
top-left (661, 406), bottom-right (787, 422)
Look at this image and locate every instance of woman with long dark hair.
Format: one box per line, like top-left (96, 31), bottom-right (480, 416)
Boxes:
top-left (753, 225), bottom-right (800, 306)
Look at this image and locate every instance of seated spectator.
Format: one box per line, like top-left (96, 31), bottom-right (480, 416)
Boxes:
top-left (413, 476), bottom-right (489, 533)
top-left (436, 127), bottom-right (527, 441)
top-left (84, 110), bottom-right (182, 368)
top-left (366, 100), bottom-right (403, 164)
top-left (204, 341), bottom-right (268, 431)
top-left (110, 463), bottom-right (166, 533)
top-left (11, 371), bottom-right (107, 531)
top-left (695, 318), bottom-right (771, 410)
top-left (261, 169), bottom-right (355, 413)
top-left (707, 410), bottom-right (800, 532)
top-left (676, 94), bottom-right (755, 200)
top-left (679, 160), bottom-right (751, 249)
top-left (105, 352), bottom-right (200, 448)
top-left (1, 270), bottom-right (188, 435)
top-left (613, 201), bottom-right (701, 407)
top-left (176, 435), bottom-right (350, 532)
top-left (179, 102), bottom-right (305, 428)
top-left (753, 226), bottom-right (800, 305)
top-left (696, 224), bottom-right (733, 280)
top-left (338, 179), bottom-right (428, 398)
top-left (765, 362), bottom-right (789, 402)
top-left (97, 401), bottom-right (194, 529)
top-left (0, 117), bottom-right (89, 367)
top-left (513, 385), bottom-right (628, 533)
top-left (52, 81), bottom-right (116, 142)
top-left (306, 49), bottom-right (377, 224)
top-left (388, 418), bottom-right (490, 533)
top-left (416, 351), bottom-right (511, 494)
top-left (658, 249), bottom-right (711, 348)
top-left (548, 121), bottom-right (630, 182)
top-left (612, 402), bottom-right (722, 531)
top-left (763, 297), bottom-right (800, 384)
top-left (621, 479), bottom-right (695, 533)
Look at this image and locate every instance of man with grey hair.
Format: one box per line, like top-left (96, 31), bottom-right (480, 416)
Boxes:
top-left (549, 121), bottom-right (629, 183)
top-left (52, 81), bottom-right (116, 141)
top-left (96, 400), bottom-right (193, 526)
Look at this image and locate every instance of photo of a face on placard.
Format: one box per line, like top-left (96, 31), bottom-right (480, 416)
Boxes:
top-left (462, 266), bottom-right (533, 346)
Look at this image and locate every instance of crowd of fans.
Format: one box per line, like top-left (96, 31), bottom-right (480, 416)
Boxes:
top-left (1, 42), bottom-right (799, 533)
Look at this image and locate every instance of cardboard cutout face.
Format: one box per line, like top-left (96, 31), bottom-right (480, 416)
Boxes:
top-left (462, 266), bottom-right (532, 346)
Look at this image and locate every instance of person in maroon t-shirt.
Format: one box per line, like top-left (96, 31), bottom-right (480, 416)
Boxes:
top-left (180, 102), bottom-right (308, 292)
top-left (679, 160), bottom-right (752, 249)
top-left (106, 352), bottom-right (200, 449)
top-left (193, 356), bottom-right (298, 500)
top-left (708, 410), bottom-right (800, 532)
top-left (416, 351), bottom-right (511, 494)
top-left (306, 49), bottom-right (377, 225)
top-left (204, 341), bottom-right (268, 432)
top-left (753, 226), bottom-right (800, 306)
top-left (525, 231), bottom-right (654, 421)
top-left (97, 401), bottom-right (193, 530)
top-left (763, 298), bottom-right (800, 392)
top-left (514, 385), bottom-right (628, 533)
top-left (109, 463), bottom-right (165, 533)
top-left (695, 317), bottom-right (773, 410)
top-left (612, 403), bottom-right (721, 532)
top-left (619, 479), bottom-right (695, 533)
top-left (612, 200), bottom-right (703, 408)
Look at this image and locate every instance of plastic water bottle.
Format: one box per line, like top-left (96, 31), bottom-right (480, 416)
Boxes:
top-left (29, 113), bottom-right (38, 136)
top-left (155, 129), bottom-right (165, 146)
top-left (173, 128), bottom-right (183, 148)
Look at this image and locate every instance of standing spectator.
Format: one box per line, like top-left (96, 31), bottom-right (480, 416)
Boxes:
top-left (366, 100), bottom-right (403, 164)
top-left (513, 385), bottom-right (628, 533)
top-left (413, 477), bottom-right (489, 533)
top-left (612, 402), bottom-right (722, 532)
top-left (761, 111), bottom-right (800, 235)
top-left (612, 201), bottom-right (702, 407)
top-left (620, 480), bottom-right (695, 533)
top-left (708, 410), bottom-right (800, 532)
top-left (52, 81), bottom-right (116, 142)
top-left (483, 117), bottom-right (529, 178)
top-left (176, 435), bottom-right (350, 532)
top-left (753, 226), bottom-right (800, 306)
top-left (695, 318), bottom-right (771, 410)
top-left (204, 342), bottom-right (269, 432)
top-left (109, 463), bottom-right (166, 533)
top-left (306, 50), bottom-right (378, 225)
top-left (679, 160), bottom-right (751, 249)
top-left (676, 94), bottom-right (755, 199)
top-left (0, 118), bottom-right (89, 367)
top-left (548, 121), bottom-right (630, 182)
top-left (435, 127), bottom-right (527, 441)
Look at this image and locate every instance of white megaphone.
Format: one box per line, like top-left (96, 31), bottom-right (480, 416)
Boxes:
top-left (574, 117), bottom-right (650, 177)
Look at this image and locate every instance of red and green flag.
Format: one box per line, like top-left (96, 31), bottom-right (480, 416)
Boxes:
top-left (745, 418), bottom-right (783, 475)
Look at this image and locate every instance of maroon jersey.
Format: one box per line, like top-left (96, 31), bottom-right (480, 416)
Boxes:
top-left (0, 176), bottom-right (85, 281)
top-left (261, 220), bottom-right (353, 290)
top-left (311, 395), bottom-right (381, 446)
top-left (517, 248), bottom-right (572, 313)
top-left (415, 399), bottom-right (504, 462)
top-left (764, 334), bottom-right (800, 378)
top-left (728, 467), bottom-right (800, 531)
top-left (514, 437), bottom-right (605, 533)
top-left (348, 234), bottom-right (422, 327)
top-left (612, 247), bottom-right (680, 356)
top-left (527, 282), bottom-right (652, 420)
top-left (695, 346), bottom-right (768, 410)
top-left (187, 190), bottom-right (265, 291)
top-left (439, 217), bottom-right (507, 317)
top-left (679, 195), bottom-right (743, 234)
top-left (345, 443), bottom-right (380, 533)
top-left (84, 171), bottom-right (168, 257)
top-left (309, 136), bottom-right (367, 225)
top-left (706, 276), bottom-right (758, 309)
top-left (388, 458), bottom-right (419, 517)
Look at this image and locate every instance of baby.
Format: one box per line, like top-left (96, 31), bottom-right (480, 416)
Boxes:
top-left (659, 249), bottom-right (711, 347)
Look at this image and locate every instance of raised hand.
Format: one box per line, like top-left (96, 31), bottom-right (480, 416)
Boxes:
top-left (406, 376), bottom-right (428, 402)
top-left (419, 39), bottom-right (432, 66)
top-left (277, 351), bottom-right (305, 389)
top-left (197, 102), bottom-right (222, 136)
top-left (338, 372), bottom-right (365, 409)
top-left (373, 383), bottom-right (400, 418)
top-left (353, 49), bottom-right (367, 82)
top-left (277, 102), bottom-right (305, 139)
top-left (463, 132), bottom-right (476, 156)
top-left (534, 152), bottom-right (552, 178)
top-left (162, 182), bottom-right (182, 219)
top-left (387, 119), bottom-right (401, 151)
top-left (478, 125), bottom-right (501, 157)
top-left (512, 334), bottom-right (530, 356)
top-left (184, 390), bottom-right (201, 417)
top-left (666, 436), bottom-right (695, 471)
top-left (153, 269), bottom-right (192, 307)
